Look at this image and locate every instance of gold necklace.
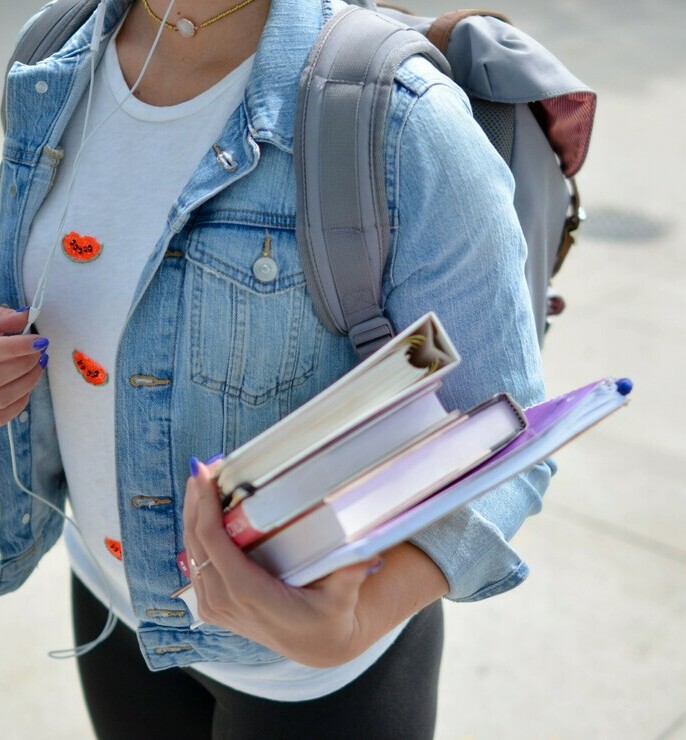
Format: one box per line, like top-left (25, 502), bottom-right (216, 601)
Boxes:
top-left (142, 0), bottom-right (259, 38)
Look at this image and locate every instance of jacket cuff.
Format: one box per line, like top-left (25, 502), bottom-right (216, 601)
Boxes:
top-left (409, 505), bottom-right (530, 602)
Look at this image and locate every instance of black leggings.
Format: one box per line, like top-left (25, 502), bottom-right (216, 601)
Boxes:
top-left (71, 575), bottom-right (444, 740)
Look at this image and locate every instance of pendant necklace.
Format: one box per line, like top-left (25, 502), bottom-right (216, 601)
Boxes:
top-left (142, 0), bottom-right (259, 39)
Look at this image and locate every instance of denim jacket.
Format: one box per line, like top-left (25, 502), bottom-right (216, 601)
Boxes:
top-left (0, 0), bottom-right (553, 670)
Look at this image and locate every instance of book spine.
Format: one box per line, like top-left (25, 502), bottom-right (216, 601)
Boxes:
top-left (222, 505), bottom-right (264, 548)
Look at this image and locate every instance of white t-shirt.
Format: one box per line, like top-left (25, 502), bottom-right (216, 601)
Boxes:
top-left (23, 32), bottom-right (403, 701)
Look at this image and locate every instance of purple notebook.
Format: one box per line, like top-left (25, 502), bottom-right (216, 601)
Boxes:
top-left (284, 377), bottom-right (633, 586)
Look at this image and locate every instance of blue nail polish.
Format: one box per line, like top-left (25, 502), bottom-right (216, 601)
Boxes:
top-left (39, 353), bottom-right (49, 369)
top-left (15, 306), bottom-right (31, 313)
top-left (205, 454), bottom-right (223, 465)
top-left (33, 338), bottom-right (49, 351)
top-left (189, 456), bottom-right (200, 478)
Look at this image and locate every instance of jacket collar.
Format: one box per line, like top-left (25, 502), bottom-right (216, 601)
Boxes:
top-left (245, 0), bottom-right (335, 152)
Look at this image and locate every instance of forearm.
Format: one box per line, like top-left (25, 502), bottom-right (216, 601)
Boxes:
top-left (355, 542), bottom-right (448, 645)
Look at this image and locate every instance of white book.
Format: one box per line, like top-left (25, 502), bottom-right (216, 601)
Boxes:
top-left (215, 313), bottom-right (460, 498)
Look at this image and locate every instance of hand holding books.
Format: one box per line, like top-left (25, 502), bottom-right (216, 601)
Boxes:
top-left (173, 312), bottom-right (632, 618)
top-left (180, 457), bottom-right (448, 668)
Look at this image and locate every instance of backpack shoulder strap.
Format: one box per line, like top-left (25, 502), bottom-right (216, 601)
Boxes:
top-left (2, 0), bottom-right (100, 131)
top-left (294, 5), bottom-right (450, 358)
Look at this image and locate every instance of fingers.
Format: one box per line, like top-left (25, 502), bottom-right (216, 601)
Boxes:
top-left (0, 361), bottom-right (46, 426)
top-left (183, 460), bottom-right (259, 624)
top-left (0, 392), bottom-right (32, 427)
top-left (0, 334), bottom-right (48, 360)
top-left (186, 460), bottom-right (247, 562)
top-left (0, 306), bottom-right (31, 336)
top-left (182, 460), bottom-right (208, 570)
top-left (0, 304), bottom-right (48, 423)
top-left (183, 460), bottom-right (247, 582)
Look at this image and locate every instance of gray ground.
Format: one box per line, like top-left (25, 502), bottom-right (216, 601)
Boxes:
top-left (1, 1), bottom-right (684, 738)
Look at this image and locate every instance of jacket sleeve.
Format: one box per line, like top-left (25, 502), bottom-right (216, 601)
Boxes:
top-left (382, 59), bottom-right (555, 601)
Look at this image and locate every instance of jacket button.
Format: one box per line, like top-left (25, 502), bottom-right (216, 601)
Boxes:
top-left (129, 375), bottom-right (172, 388)
top-left (154, 645), bottom-right (194, 655)
top-left (18, 411), bottom-right (29, 423)
top-left (35, 81), bottom-right (49, 94)
top-left (213, 145), bottom-right (238, 172)
top-left (131, 495), bottom-right (173, 509)
top-left (252, 256), bottom-right (278, 282)
top-left (146, 608), bottom-right (187, 619)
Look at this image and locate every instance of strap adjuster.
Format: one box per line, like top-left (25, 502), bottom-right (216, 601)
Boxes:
top-left (348, 316), bottom-right (394, 359)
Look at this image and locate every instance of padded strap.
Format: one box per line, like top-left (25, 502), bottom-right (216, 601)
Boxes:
top-left (2, 0), bottom-right (100, 131)
top-left (295, 5), bottom-right (450, 358)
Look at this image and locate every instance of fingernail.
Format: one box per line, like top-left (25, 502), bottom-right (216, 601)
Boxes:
top-left (189, 456), bottom-right (200, 478)
top-left (15, 306), bottom-right (31, 313)
top-left (32, 338), bottom-right (49, 351)
top-left (367, 558), bottom-right (385, 577)
top-left (39, 353), bottom-right (49, 369)
top-left (205, 453), bottom-right (223, 465)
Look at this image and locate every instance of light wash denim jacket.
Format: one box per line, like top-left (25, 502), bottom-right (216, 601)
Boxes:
top-left (0, 0), bottom-right (553, 670)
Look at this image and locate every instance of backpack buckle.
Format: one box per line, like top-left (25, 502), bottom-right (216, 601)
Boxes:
top-left (348, 316), bottom-right (395, 359)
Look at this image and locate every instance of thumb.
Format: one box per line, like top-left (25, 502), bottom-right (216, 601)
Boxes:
top-left (0, 306), bottom-right (31, 335)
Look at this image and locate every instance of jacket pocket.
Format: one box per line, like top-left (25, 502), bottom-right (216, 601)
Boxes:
top-left (185, 222), bottom-right (324, 406)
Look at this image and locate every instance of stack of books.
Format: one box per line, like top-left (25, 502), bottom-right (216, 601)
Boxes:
top-left (174, 312), bottom-right (632, 601)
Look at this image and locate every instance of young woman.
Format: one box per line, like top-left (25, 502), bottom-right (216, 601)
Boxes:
top-left (0, 0), bottom-right (552, 737)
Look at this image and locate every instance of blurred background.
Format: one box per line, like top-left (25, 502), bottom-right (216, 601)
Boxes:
top-left (1, 1), bottom-right (684, 738)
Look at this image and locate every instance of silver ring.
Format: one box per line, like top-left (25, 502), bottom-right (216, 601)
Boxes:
top-left (190, 557), bottom-right (212, 578)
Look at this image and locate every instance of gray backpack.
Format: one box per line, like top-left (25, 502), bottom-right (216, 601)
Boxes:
top-left (3, 0), bottom-right (596, 357)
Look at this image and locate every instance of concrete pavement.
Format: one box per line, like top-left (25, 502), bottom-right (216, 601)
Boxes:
top-left (1, 1), bottom-right (685, 738)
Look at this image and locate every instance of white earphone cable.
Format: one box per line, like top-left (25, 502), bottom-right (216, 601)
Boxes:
top-left (9, 0), bottom-right (179, 660)
top-left (7, 417), bottom-right (118, 658)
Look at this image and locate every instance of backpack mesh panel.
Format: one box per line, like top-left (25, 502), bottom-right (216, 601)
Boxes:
top-left (471, 100), bottom-right (515, 166)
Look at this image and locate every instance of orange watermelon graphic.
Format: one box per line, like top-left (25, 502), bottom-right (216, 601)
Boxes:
top-left (73, 350), bottom-right (109, 386)
top-left (62, 231), bottom-right (103, 262)
top-left (105, 537), bottom-right (123, 561)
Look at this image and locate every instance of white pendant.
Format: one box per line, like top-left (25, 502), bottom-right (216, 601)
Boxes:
top-left (175, 18), bottom-right (197, 38)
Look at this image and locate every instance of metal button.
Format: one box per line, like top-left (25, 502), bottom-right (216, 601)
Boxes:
top-left (131, 495), bottom-right (173, 509)
top-left (146, 608), bottom-right (187, 619)
top-left (22, 514), bottom-right (31, 525)
top-left (35, 81), bottom-right (49, 94)
top-left (18, 411), bottom-right (29, 423)
top-left (213, 144), bottom-right (238, 173)
top-left (153, 645), bottom-right (194, 655)
top-left (129, 375), bottom-right (172, 388)
top-left (252, 256), bottom-right (278, 283)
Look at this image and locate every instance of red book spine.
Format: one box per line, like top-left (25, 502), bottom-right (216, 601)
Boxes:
top-left (222, 505), bottom-right (265, 548)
